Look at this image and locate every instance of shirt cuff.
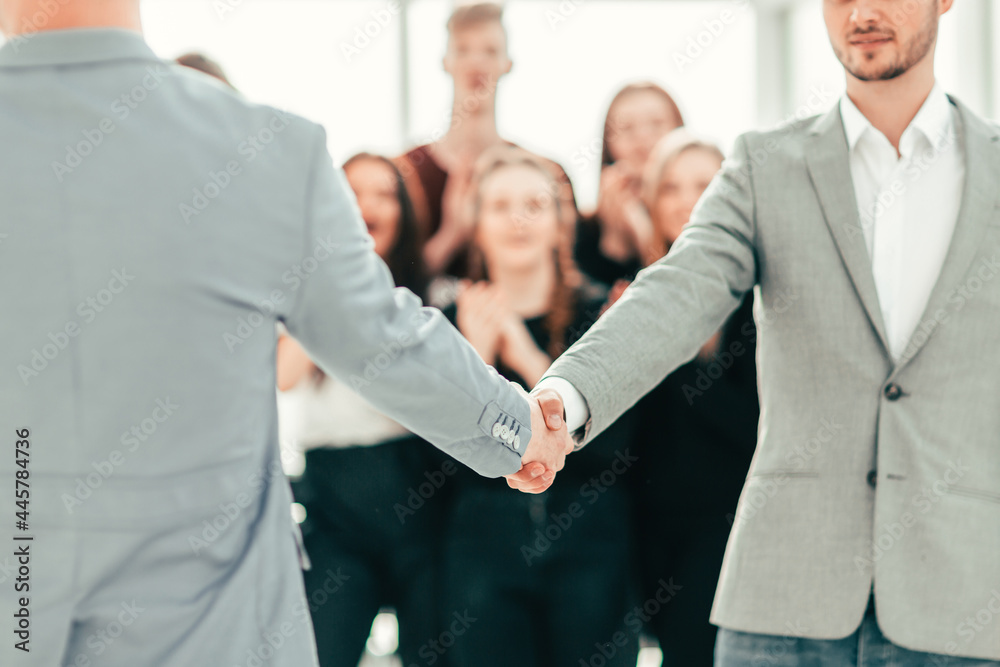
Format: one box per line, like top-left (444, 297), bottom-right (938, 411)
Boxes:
top-left (533, 376), bottom-right (590, 432)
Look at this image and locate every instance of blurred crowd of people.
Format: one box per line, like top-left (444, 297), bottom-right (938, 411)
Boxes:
top-left (178, 4), bottom-right (760, 666)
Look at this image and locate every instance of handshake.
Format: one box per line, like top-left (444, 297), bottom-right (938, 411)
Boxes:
top-left (503, 387), bottom-right (576, 494)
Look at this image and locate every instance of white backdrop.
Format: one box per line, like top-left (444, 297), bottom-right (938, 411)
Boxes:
top-left (2, 0), bottom-right (995, 208)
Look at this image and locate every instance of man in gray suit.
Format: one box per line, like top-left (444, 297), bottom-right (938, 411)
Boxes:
top-left (0, 1), bottom-right (570, 665)
top-left (512, 0), bottom-right (1000, 664)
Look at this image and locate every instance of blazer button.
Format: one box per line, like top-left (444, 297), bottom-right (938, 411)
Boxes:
top-left (867, 470), bottom-right (877, 488)
top-left (884, 383), bottom-right (904, 401)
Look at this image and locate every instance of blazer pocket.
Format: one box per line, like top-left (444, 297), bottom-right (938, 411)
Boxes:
top-left (945, 485), bottom-right (1000, 505)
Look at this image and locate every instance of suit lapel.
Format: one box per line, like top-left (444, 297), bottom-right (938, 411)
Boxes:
top-left (895, 97), bottom-right (1000, 368)
top-left (805, 107), bottom-right (891, 354)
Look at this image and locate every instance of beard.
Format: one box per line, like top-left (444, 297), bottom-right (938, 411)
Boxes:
top-left (834, 7), bottom-right (939, 82)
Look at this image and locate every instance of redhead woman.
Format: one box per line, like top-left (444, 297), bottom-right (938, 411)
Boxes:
top-left (441, 146), bottom-right (639, 667)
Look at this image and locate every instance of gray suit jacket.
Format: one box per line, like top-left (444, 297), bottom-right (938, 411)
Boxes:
top-left (545, 95), bottom-right (1000, 659)
top-left (0, 28), bottom-right (530, 666)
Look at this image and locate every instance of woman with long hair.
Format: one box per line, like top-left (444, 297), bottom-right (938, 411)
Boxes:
top-left (575, 82), bottom-right (685, 286)
top-left (440, 145), bottom-right (639, 667)
top-left (628, 130), bottom-right (760, 666)
top-left (275, 153), bottom-right (442, 667)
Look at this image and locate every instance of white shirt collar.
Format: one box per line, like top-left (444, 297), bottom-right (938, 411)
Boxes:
top-left (840, 82), bottom-right (955, 156)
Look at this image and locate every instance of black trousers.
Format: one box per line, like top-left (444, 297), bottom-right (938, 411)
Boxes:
top-left (440, 485), bottom-right (639, 667)
top-left (291, 437), bottom-right (452, 667)
top-left (637, 511), bottom-right (732, 667)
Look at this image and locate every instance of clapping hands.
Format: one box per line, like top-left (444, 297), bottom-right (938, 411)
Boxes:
top-left (456, 282), bottom-right (552, 384)
top-left (454, 284), bottom-right (572, 493)
top-left (503, 387), bottom-right (575, 494)
top-left (596, 162), bottom-right (654, 262)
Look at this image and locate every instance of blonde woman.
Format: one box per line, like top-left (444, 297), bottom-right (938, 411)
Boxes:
top-left (629, 130), bottom-right (759, 666)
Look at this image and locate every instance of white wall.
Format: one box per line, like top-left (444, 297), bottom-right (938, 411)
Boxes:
top-left (2, 0), bottom-right (995, 209)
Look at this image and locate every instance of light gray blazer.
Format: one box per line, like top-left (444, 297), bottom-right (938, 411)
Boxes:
top-left (545, 94), bottom-right (1000, 659)
top-left (0, 28), bottom-right (530, 666)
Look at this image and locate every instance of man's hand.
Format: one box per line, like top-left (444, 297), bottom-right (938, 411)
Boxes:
top-left (504, 387), bottom-right (573, 494)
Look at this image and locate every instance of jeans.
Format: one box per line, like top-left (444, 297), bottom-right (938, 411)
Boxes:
top-left (715, 596), bottom-right (1000, 667)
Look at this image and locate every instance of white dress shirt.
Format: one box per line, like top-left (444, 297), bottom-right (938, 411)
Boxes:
top-left (538, 83), bottom-right (965, 433)
top-left (841, 82), bottom-right (964, 361)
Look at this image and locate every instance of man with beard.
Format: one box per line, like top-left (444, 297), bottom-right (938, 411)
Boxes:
top-left (511, 0), bottom-right (1000, 664)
